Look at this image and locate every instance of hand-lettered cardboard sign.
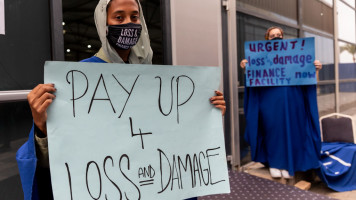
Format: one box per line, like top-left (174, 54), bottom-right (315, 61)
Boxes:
top-left (45, 61), bottom-right (230, 200)
top-left (244, 37), bottom-right (316, 87)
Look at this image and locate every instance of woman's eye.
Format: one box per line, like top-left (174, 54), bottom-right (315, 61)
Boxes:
top-left (116, 16), bottom-right (122, 20)
top-left (131, 15), bottom-right (138, 20)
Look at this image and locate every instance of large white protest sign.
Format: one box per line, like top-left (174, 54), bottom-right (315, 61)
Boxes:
top-left (0, 0), bottom-right (4, 35)
top-left (45, 61), bottom-right (230, 200)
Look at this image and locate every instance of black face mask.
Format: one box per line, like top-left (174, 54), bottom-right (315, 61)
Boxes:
top-left (107, 23), bottom-right (142, 50)
top-left (271, 37), bottom-right (283, 40)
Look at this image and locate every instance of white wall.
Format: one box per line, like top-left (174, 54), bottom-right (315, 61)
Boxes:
top-left (170, 0), bottom-right (223, 67)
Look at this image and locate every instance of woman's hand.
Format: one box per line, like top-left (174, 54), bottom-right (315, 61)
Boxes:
top-left (314, 60), bottom-right (322, 71)
top-left (28, 84), bottom-right (56, 136)
top-left (210, 90), bottom-right (226, 116)
top-left (240, 59), bottom-right (248, 69)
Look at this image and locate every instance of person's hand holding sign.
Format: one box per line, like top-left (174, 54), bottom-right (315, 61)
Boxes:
top-left (240, 59), bottom-right (248, 69)
top-left (27, 83), bottom-right (56, 136)
top-left (240, 59), bottom-right (322, 71)
top-left (210, 90), bottom-right (226, 115)
top-left (314, 60), bottom-right (322, 71)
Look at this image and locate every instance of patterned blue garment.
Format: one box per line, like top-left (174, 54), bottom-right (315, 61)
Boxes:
top-left (318, 142), bottom-right (356, 192)
top-left (16, 56), bottom-right (197, 200)
top-left (244, 85), bottom-right (321, 175)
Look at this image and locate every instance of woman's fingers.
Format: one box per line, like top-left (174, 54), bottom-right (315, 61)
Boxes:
top-left (28, 84), bottom-right (56, 104)
top-left (214, 105), bottom-right (226, 116)
top-left (210, 90), bottom-right (226, 115)
top-left (210, 95), bottom-right (224, 101)
top-left (240, 59), bottom-right (248, 69)
top-left (33, 84), bottom-right (56, 97)
top-left (28, 84), bottom-right (56, 135)
top-left (36, 92), bottom-right (56, 107)
top-left (215, 90), bottom-right (223, 96)
top-left (314, 60), bottom-right (322, 70)
top-left (29, 84), bottom-right (56, 112)
top-left (39, 99), bottom-right (54, 114)
top-left (211, 100), bottom-right (226, 105)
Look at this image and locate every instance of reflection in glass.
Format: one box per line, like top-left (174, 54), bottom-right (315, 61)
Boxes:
top-left (338, 40), bottom-right (356, 117)
top-left (338, 1), bottom-right (356, 43)
top-left (338, 40), bottom-right (356, 116)
top-left (340, 42), bottom-right (356, 63)
top-left (339, 41), bottom-right (356, 81)
top-left (305, 32), bottom-right (334, 64)
top-left (317, 84), bottom-right (336, 116)
top-left (0, 101), bottom-right (33, 199)
top-left (305, 32), bottom-right (335, 81)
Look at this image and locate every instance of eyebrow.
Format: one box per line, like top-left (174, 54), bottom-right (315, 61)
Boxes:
top-left (112, 10), bottom-right (139, 15)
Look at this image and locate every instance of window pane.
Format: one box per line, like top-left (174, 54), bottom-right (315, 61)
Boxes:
top-left (0, 0), bottom-right (51, 90)
top-left (338, 40), bottom-right (356, 116)
top-left (303, 0), bottom-right (334, 34)
top-left (141, 0), bottom-right (163, 64)
top-left (236, 0), bottom-right (298, 21)
top-left (305, 32), bottom-right (335, 81)
top-left (0, 101), bottom-right (33, 199)
top-left (343, 0), bottom-right (355, 7)
top-left (304, 33), bottom-right (334, 66)
top-left (339, 41), bottom-right (356, 63)
top-left (318, 84), bottom-right (336, 116)
top-left (339, 82), bottom-right (356, 116)
top-left (338, 1), bottom-right (356, 43)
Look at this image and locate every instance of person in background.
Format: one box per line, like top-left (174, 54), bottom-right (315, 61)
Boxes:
top-left (240, 26), bottom-right (322, 179)
top-left (16, 0), bottom-right (226, 199)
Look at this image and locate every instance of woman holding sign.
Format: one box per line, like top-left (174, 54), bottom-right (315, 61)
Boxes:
top-left (16, 0), bottom-right (225, 199)
top-left (240, 26), bottom-right (322, 179)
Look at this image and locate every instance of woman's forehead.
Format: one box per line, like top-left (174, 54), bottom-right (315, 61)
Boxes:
top-left (269, 28), bottom-right (282, 34)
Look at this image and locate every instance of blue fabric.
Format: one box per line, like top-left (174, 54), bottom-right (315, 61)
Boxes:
top-left (318, 142), bottom-right (356, 192)
top-left (244, 85), bottom-right (321, 175)
top-left (16, 124), bottom-right (39, 200)
top-left (80, 56), bottom-right (106, 63)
